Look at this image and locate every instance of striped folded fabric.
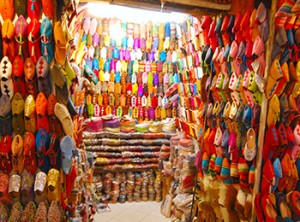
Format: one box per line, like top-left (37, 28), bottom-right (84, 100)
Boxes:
top-left (103, 118), bottom-right (121, 128)
top-left (120, 118), bottom-right (136, 133)
top-left (149, 122), bottom-right (162, 133)
top-left (162, 118), bottom-right (176, 133)
top-left (136, 122), bottom-right (150, 133)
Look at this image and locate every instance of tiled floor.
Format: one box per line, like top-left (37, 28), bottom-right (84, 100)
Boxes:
top-left (94, 201), bottom-right (170, 222)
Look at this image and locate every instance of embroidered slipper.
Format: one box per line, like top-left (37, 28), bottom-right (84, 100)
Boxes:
top-left (0, 56), bottom-right (14, 100)
top-left (266, 59), bottom-right (283, 99)
top-left (12, 135), bottom-right (24, 174)
top-left (15, 15), bottom-right (29, 58)
top-left (54, 103), bottom-right (74, 136)
top-left (12, 56), bottom-right (26, 98)
top-left (24, 57), bottom-right (38, 97)
top-left (40, 17), bottom-right (54, 64)
top-left (28, 17), bottom-right (41, 64)
top-left (24, 95), bottom-right (37, 133)
top-left (36, 129), bottom-right (50, 173)
top-left (23, 132), bottom-right (37, 175)
top-left (2, 19), bottom-right (15, 62)
top-left (244, 128), bottom-right (256, 161)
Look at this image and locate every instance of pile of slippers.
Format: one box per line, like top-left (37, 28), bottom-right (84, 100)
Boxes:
top-left (255, 1), bottom-right (300, 221)
top-left (99, 170), bottom-right (161, 204)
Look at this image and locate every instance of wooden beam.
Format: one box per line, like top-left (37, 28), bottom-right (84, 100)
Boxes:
top-left (165, 0), bottom-right (231, 11)
top-left (79, 0), bottom-right (231, 15)
top-left (251, 0), bottom-right (277, 222)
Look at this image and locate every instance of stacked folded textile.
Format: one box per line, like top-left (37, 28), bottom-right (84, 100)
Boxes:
top-left (120, 117), bottom-right (136, 133)
top-left (102, 118), bottom-right (121, 132)
top-left (162, 118), bottom-right (177, 133)
top-left (149, 122), bottom-right (162, 133)
top-left (136, 122), bottom-right (150, 133)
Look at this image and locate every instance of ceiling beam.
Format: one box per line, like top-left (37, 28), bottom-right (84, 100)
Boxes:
top-left (79, 0), bottom-right (231, 15)
top-left (164, 0), bottom-right (231, 11)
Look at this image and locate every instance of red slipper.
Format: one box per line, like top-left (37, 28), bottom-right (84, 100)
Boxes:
top-left (262, 193), bottom-right (277, 222)
top-left (290, 191), bottom-right (300, 216)
top-left (278, 153), bottom-right (293, 192)
top-left (273, 124), bottom-right (288, 159)
top-left (262, 125), bottom-right (279, 162)
top-left (261, 159), bottom-right (275, 194)
top-left (254, 193), bottom-right (265, 222)
top-left (66, 162), bottom-right (77, 198)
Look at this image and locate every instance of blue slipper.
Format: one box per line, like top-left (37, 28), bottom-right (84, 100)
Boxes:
top-left (60, 136), bottom-right (74, 174)
top-left (41, 17), bottom-right (54, 64)
top-left (36, 129), bottom-right (50, 173)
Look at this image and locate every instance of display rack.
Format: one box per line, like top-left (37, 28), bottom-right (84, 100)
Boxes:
top-left (83, 131), bottom-right (175, 203)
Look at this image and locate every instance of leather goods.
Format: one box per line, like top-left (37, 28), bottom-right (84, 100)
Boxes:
top-left (36, 56), bottom-right (51, 97)
top-left (15, 15), bottom-right (29, 58)
top-left (47, 168), bottom-right (60, 202)
top-left (47, 200), bottom-right (62, 221)
top-left (54, 103), bottom-right (74, 136)
top-left (36, 129), bottom-right (50, 173)
top-left (46, 134), bottom-right (61, 170)
top-left (0, 0), bottom-right (14, 20)
top-left (23, 132), bottom-right (37, 175)
top-left (41, 17), bottom-right (54, 64)
top-left (12, 56), bottom-right (26, 98)
top-left (47, 94), bottom-right (63, 138)
top-left (8, 202), bottom-right (23, 220)
top-left (21, 201), bottom-right (36, 222)
top-left (0, 56), bottom-right (14, 100)
top-left (41, 0), bottom-right (53, 19)
top-left (0, 135), bottom-right (12, 174)
top-left (49, 60), bottom-right (67, 88)
top-left (24, 58), bottom-right (38, 97)
top-left (12, 135), bottom-right (24, 174)
top-left (14, 0), bottom-right (27, 16)
top-left (27, 0), bottom-right (40, 19)
top-left (20, 169), bottom-right (35, 204)
top-left (34, 171), bottom-right (47, 195)
top-left (8, 174), bottom-right (21, 197)
top-left (36, 92), bottom-right (49, 132)
top-left (0, 174), bottom-right (10, 203)
top-left (28, 17), bottom-right (41, 64)
top-left (35, 201), bottom-right (47, 220)
top-left (0, 95), bottom-right (12, 118)
top-left (24, 95), bottom-right (37, 133)
top-left (54, 22), bottom-right (67, 66)
top-left (12, 93), bottom-right (25, 135)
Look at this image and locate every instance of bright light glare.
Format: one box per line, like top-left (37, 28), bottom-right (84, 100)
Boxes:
top-left (85, 2), bottom-right (188, 24)
top-left (110, 24), bottom-right (124, 40)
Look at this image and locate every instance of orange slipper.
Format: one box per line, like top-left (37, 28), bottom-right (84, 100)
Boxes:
top-left (54, 22), bottom-right (67, 66)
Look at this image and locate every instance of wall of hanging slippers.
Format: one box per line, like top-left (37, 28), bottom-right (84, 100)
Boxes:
top-left (0, 0), bottom-right (99, 221)
top-left (167, 0), bottom-right (300, 222)
top-left (68, 0), bottom-right (300, 220)
top-left (1, 0), bottom-right (297, 221)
